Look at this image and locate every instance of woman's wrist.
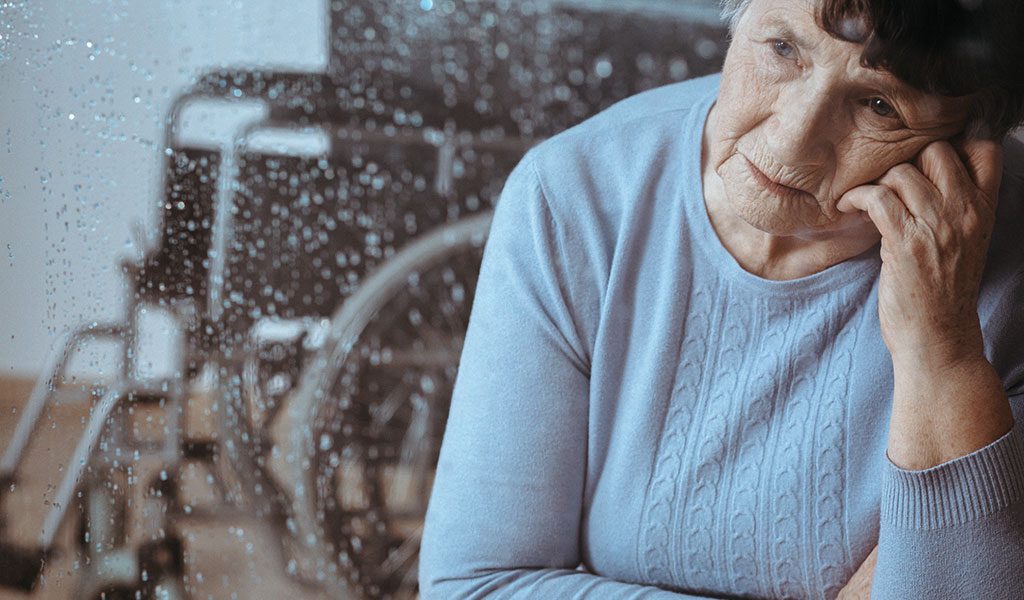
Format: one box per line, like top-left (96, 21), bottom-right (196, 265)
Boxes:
top-left (887, 356), bottom-right (1013, 470)
top-left (884, 315), bottom-right (986, 372)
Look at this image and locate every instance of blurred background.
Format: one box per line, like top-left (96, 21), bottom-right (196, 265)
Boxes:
top-left (0, 1), bottom-right (727, 598)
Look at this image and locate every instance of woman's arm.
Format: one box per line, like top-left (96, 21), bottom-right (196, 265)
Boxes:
top-left (842, 139), bottom-right (1015, 469)
top-left (840, 139), bottom-right (1024, 598)
top-left (418, 152), bottom-right (721, 599)
top-left (873, 419), bottom-right (1024, 598)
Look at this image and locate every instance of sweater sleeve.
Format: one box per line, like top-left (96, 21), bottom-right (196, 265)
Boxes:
top-left (871, 410), bottom-right (1024, 599)
top-left (418, 152), bottom-right (712, 599)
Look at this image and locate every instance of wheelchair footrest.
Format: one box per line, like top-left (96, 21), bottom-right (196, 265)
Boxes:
top-left (0, 543), bottom-right (48, 591)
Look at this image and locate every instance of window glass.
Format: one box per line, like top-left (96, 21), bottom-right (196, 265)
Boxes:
top-left (0, 1), bottom-right (725, 597)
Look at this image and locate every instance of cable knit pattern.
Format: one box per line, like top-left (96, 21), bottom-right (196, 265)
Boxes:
top-left (639, 282), bottom-right (713, 586)
top-left (725, 297), bottom-right (786, 598)
top-left (812, 301), bottom-right (859, 598)
top-left (680, 280), bottom-right (747, 590)
top-left (637, 278), bottom-right (861, 600)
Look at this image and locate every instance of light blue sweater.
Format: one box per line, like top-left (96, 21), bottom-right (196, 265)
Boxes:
top-left (419, 74), bottom-right (1024, 599)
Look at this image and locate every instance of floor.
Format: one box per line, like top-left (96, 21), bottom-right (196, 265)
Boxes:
top-left (0, 376), bottom-right (341, 600)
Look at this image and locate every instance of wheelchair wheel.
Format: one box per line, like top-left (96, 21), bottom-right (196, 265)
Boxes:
top-left (287, 211), bottom-right (491, 599)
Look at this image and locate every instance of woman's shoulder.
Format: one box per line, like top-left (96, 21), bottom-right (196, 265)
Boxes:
top-left (553, 72), bottom-right (722, 141)
top-left (515, 73), bottom-right (719, 229)
top-left (529, 72), bottom-right (720, 176)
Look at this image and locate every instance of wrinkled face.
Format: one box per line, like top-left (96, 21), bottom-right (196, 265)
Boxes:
top-left (707, 0), bottom-right (969, 238)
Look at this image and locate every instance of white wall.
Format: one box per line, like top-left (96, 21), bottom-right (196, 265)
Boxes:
top-left (0, 0), bottom-right (327, 380)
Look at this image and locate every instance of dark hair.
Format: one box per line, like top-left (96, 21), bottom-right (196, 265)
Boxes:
top-left (722, 0), bottom-right (1024, 138)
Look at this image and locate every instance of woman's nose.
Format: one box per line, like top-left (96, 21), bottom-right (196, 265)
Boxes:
top-left (766, 83), bottom-right (834, 168)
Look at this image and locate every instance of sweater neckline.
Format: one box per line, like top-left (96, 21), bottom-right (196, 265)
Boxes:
top-left (681, 77), bottom-right (881, 297)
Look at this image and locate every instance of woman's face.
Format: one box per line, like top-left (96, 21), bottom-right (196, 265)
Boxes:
top-left (706, 0), bottom-right (969, 239)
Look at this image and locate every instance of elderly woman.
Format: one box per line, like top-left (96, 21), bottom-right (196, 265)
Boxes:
top-left (419, 0), bottom-right (1024, 597)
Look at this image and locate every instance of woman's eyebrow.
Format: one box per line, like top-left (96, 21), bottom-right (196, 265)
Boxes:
top-left (759, 15), bottom-right (811, 47)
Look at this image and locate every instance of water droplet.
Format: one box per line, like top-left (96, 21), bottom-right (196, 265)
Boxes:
top-left (421, 375), bottom-right (436, 394)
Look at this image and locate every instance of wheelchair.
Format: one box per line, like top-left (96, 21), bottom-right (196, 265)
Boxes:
top-left (0, 2), bottom-right (726, 598)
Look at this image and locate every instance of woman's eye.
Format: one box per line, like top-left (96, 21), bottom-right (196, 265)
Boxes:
top-left (868, 97), bottom-right (898, 119)
top-left (771, 40), bottom-right (796, 58)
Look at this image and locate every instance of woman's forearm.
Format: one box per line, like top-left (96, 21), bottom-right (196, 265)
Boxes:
top-left (877, 335), bottom-right (1023, 599)
top-left (839, 139), bottom-right (1013, 468)
top-left (887, 354), bottom-right (1014, 470)
top-left (871, 423), bottom-right (1024, 599)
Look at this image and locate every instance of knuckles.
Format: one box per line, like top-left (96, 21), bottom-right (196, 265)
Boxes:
top-left (868, 183), bottom-right (901, 209)
top-left (883, 162), bottom-right (927, 185)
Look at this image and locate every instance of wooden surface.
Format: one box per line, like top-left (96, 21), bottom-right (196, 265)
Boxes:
top-left (1, 377), bottom-right (84, 600)
top-left (0, 376), bottom-right (335, 600)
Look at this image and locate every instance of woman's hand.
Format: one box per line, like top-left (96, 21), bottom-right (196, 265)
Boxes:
top-left (837, 138), bottom-right (1013, 470)
top-left (837, 139), bottom-right (1000, 367)
top-left (836, 545), bottom-right (877, 600)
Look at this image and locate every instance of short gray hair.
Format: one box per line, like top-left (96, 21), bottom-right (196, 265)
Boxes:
top-left (720, 0), bottom-right (751, 30)
top-left (716, 0), bottom-right (1024, 137)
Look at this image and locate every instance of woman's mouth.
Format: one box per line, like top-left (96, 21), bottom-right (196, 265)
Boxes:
top-left (745, 158), bottom-right (810, 200)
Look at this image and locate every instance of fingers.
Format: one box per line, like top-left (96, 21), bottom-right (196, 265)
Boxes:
top-left (918, 139), bottom-right (1002, 207)
top-left (836, 545), bottom-right (877, 600)
top-left (858, 545), bottom-right (878, 574)
top-left (840, 137), bottom-right (1001, 235)
top-left (877, 163), bottom-right (939, 220)
top-left (960, 139), bottom-right (1003, 203)
top-left (838, 183), bottom-right (907, 240)
top-left (838, 144), bottom-right (948, 231)
top-left (916, 141), bottom-right (972, 202)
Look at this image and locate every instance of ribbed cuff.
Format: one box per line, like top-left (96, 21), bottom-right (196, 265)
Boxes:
top-left (880, 426), bottom-right (1024, 530)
